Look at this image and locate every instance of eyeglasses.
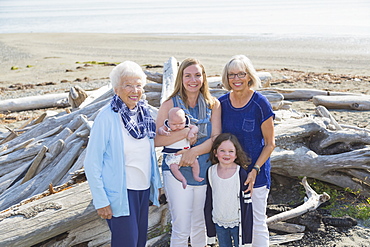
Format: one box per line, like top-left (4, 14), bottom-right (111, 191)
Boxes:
top-left (227, 72), bottom-right (247, 79)
top-left (123, 84), bottom-right (143, 91)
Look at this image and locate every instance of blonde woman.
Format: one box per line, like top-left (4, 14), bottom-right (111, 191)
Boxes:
top-left (219, 55), bottom-right (276, 247)
top-left (155, 58), bottom-right (221, 247)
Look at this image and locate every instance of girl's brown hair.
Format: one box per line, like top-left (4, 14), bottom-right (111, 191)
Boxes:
top-left (210, 133), bottom-right (251, 169)
top-left (167, 58), bottom-right (216, 109)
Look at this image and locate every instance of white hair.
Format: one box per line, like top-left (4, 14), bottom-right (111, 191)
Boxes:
top-left (109, 61), bottom-right (147, 89)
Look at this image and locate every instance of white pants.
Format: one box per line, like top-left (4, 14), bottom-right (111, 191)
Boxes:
top-left (251, 186), bottom-right (270, 247)
top-left (163, 171), bottom-right (207, 247)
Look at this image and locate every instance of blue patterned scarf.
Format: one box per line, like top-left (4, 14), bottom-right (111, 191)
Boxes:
top-left (111, 94), bottom-right (156, 139)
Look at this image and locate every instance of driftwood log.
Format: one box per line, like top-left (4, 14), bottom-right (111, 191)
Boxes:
top-left (68, 85), bottom-right (88, 109)
top-left (0, 93), bottom-right (70, 112)
top-left (263, 88), bottom-right (363, 99)
top-left (0, 180), bottom-right (170, 247)
top-left (144, 70), bottom-right (163, 84)
top-left (315, 105), bottom-right (342, 130)
top-left (312, 95), bottom-right (370, 110)
top-left (267, 177), bottom-right (330, 225)
top-left (160, 57), bottom-right (177, 105)
top-left (272, 111), bottom-right (370, 197)
top-left (269, 233), bottom-right (305, 245)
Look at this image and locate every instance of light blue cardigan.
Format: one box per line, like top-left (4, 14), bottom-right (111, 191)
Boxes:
top-left (84, 104), bottom-right (162, 217)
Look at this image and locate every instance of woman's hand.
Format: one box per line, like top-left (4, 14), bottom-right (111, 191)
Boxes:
top-left (97, 205), bottom-right (113, 220)
top-left (177, 148), bottom-right (198, 167)
top-left (244, 169), bottom-right (258, 195)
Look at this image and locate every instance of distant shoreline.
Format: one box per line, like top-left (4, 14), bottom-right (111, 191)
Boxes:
top-left (3, 32), bottom-right (370, 38)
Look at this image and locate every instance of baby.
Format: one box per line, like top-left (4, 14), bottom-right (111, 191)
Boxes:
top-left (159, 107), bottom-right (204, 189)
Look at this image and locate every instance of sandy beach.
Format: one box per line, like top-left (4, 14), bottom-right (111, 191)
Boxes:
top-left (1, 33), bottom-right (370, 86)
top-left (0, 33), bottom-right (369, 246)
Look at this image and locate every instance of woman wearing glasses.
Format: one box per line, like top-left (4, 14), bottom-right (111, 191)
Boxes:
top-left (219, 55), bottom-right (275, 247)
top-left (84, 61), bottom-right (162, 247)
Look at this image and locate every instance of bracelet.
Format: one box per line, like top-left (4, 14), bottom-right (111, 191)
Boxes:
top-left (252, 165), bottom-right (260, 174)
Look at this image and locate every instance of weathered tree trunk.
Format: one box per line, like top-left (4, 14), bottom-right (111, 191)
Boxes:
top-left (258, 71), bottom-right (273, 87)
top-left (267, 177), bottom-right (330, 225)
top-left (145, 92), bottom-right (161, 107)
top-left (144, 82), bottom-right (162, 92)
top-left (160, 57), bottom-right (177, 105)
top-left (0, 182), bottom-right (105, 247)
top-left (269, 233), bottom-right (304, 245)
top-left (68, 85), bottom-right (88, 109)
top-left (0, 93), bottom-right (70, 112)
top-left (0, 128), bottom-right (18, 145)
top-left (0, 98), bottom-right (109, 150)
top-left (33, 138), bottom-right (85, 195)
top-left (315, 105), bottom-right (342, 130)
top-left (272, 115), bottom-right (370, 196)
top-left (77, 84), bottom-right (113, 109)
top-left (144, 70), bottom-right (163, 83)
top-left (0, 161), bottom-right (31, 194)
top-left (0, 181), bottom-right (170, 247)
top-left (259, 90), bottom-right (286, 110)
top-left (58, 150), bottom-right (86, 186)
top-left (35, 139), bottom-right (65, 176)
top-left (21, 145), bottom-right (48, 184)
top-left (0, 143), bottom-right (45, 177)
top-left (312, 95), bottom-right (370, 110)
top-left (272, 146), bottom-right (370, 196)
top-left (268, 222), bottom-right (306, 233)
top-left (263, 88), bottom-right (363, 99)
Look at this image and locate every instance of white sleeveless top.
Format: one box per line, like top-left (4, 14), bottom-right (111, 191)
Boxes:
top-left (209, 164), bottom-right (240, 228)
top-left (121, 112), bottom-right (151, 190)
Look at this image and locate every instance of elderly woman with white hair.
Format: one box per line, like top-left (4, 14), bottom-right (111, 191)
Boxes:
top-left (219, 55), bottom-right (276, 247)
top-left (84, 61), bottom-right (162, 247)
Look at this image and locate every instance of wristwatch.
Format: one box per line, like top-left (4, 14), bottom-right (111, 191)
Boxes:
top-left (252, 165), bottom-right (260, 174)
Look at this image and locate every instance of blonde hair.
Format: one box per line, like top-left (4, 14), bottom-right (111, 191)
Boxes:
top-left (167, 58), bottom-right (216, 109)
top-left (221, 55), bottom-right (261, 90)
top-left (109, 61), bottom-right (146, 90)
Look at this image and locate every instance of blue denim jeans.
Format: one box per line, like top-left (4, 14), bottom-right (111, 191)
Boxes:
top-left (215, 224), bottom-right (239, 247)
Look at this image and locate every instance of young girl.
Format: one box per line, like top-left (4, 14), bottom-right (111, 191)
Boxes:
top-left (204, 133), bottom-right (253, 247)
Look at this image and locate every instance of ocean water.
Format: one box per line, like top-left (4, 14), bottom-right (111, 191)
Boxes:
top-left (1, 0), bottom-right (370, 37)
